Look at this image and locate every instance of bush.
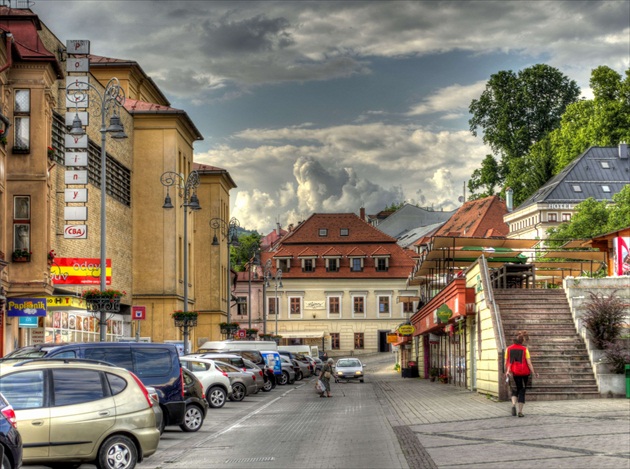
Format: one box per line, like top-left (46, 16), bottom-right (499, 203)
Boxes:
top-left (582, 291), bottom-right (627, 349)
top-left (602, 339), bottom-right (630, 374)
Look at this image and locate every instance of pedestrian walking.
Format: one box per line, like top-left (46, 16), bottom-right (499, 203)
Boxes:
top-left (505, 330), bottom-right (538, 417)
top-left (319, 358), bottom-right (334, 398)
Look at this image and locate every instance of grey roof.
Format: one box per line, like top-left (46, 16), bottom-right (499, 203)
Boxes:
top-left (396, 222), bottom-right (445, 249)
top-left (517, 146), bottom-right (630, 210)
top-left (377, 204), bottom-right (456, 239)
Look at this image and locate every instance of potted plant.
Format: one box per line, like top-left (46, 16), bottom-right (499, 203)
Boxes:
top-left (12, 249), bottom-right (32, 262)
top-left (438, 373), bottom-right (449, 384)
top-left (429, 368), bottom-right (440, 382)
top-left (81, 288), bottom-right (126, 312)
top-left (47, 249), bottom-right (56, 265)
top-left (246, 328), bottom-right (259, 339)
top-left (259, 333), bottom-right (273, 340)
top-left (271, 334), bottom-right (282, 344)
top-left (47, 146), bottom-right (55, 158)
top-left (219, 322), bottom-right (240, 334)
top-left (172, 310), bottom-right (198, 327)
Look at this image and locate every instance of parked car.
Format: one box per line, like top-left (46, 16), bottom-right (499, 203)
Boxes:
top-left (213, 361), bottom-right (258, 401)
top-left (179, 368), bottom-right (208, 432)
top-left (0, 358), bottom-right (160, 469)
top-left (311, 356), bottom-right (324, 374)
top-left (145, 386), bottom-right (163, 435)
top-left (0, 392), bottom-right (22, 469)
top-left (4, 342), bottom-right (186, 431)
top-left (179, 356), bottom-right (232, 408)
top-left (335, 357), bottom-right (366, 382)
top-left (292, 357), bottom-right (313, 381)
top-left (191, 353), bottom-right (247, 371)
top-left (213, 350), bottom-right (275, 392)
top-left (304, 355), bottom-right (321, 374)
top-left (242, 358), bottom-right (266, 392)
top-left (294, 354), bottom-right (315, 377)
top-left (278, 355), bottom-right (296, 385)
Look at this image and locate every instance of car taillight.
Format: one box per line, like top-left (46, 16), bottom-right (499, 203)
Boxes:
top-left (252, 374), bottom-right (256, 381)
top-left (222, 371), bottom-right (229, 378)
top-left (259, 371), bottom-right (263, 377)
top-left (1, 405), bottom-right (17, 429)
top-left (129, 372), bottom-right (153, 408)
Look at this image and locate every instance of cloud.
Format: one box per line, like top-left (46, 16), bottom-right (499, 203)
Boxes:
top-left (407, 81), bottom-right (487, 117)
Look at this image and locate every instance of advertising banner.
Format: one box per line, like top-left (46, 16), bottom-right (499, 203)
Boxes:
top-left (7, 298), bottom-right (47, 317)
top-left (613, 237), bottom-right (630, 276)
top-left (50, 258), bottom-right (111, 285)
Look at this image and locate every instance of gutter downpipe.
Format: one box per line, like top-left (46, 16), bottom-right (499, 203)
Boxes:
top-left (0, 32), bottom-right (14, 75)
top-left (478, 254), bottom-right (509, 401)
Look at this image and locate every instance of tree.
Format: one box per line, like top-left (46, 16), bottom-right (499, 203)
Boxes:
top-left (231, 232), bottom-right (261, 271)
top-left (469, 64), bottom-right (580, 163)
top-left (467, 154), bottom-right (501, 200)
top-left (606, 184), bottom-right (630, 232)
top-left (504, 136), bottom-right (556, 206)
top-left (384, 202), bottom-right (405, 211)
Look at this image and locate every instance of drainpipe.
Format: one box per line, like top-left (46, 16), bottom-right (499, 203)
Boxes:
top-left (0, 32), bottom-right (14, 75)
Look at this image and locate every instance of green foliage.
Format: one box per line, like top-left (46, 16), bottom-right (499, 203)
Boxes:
top-left (602, 339), bottom-right (630, 374)
top-left (606, 184), bottom-right (630, 231)
top-left (505, 136), bottom-right (556, 206)
top-left (582, 291), bottom-right (626, 350)
top-left (231, 232), bottom-right (262, 271)
top-left (467, 154), bottom-right (502, 199)
top-left (384, 202), bottom-right (405, 211)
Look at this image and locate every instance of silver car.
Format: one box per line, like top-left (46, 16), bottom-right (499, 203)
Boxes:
top-left (335, 358), bottom-right (366, 382)
top-left (214, 361), bottom-right (258, 401)
top-left (278, 355), bottom-right (296, 385)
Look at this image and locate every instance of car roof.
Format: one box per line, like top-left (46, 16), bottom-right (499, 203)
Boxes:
top-left (0, 358), bottom-right (131, 374)
top-left (180, 356), bottom-right (217, 364)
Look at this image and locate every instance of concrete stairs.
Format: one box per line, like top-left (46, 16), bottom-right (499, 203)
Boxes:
top-left (495, 289), bottom-right (600, 401)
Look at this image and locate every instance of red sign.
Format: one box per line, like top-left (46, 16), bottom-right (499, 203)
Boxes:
top-left (132, 306), bottom-right (146, 320)
top-left (236, 329), bottom-right (246, 339)
top-left (50, 258), bottom-right (111, 285)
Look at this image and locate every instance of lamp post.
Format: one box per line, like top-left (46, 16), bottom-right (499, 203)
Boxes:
top-left (262, 259), bottom-right (272, 335)
top-left (265, 269), bottom-right (282, 336)
top-left (245, 247), bottom-right (260, 330)
top-left (67, 78), bottom-right (127, 342)
top-left (161, 170), bottom-right (201, 355)
top-left (210, 217), bottom-right (240, 324)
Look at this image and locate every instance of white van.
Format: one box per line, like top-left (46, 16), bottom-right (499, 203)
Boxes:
top-left (197, 340), bottom-right (278, 353)
top-left (278, 345), bottom-right (311, 356)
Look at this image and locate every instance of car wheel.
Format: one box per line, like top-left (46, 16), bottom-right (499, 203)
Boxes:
top-left (278, 371), bottom-right (289, 385)
top-left (1, 453), bottom-right (11, 469)
top-left (230, 383), bottom-right (246, 402)
top-left (289, 377), bottom-right (295, 384)
top-left (296, 370), bottom-right (303, 381)
top-left (207, 386), bottom-right (227, 408)
top-left (180, 404), bottom-right (204, 432)
top-left (96, 435), bottom-right (137, 469)
top-left (262, 378), bottom-right (273, 392)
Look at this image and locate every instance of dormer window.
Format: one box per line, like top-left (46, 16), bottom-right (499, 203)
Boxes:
top-left (319, 228), bottom-right (328, 237)
top-left (326, 258), bottom-right (339, 272)
top-left (572, 185), bottom-right (582, 192)
top-left (602, 185), bottom-right (611, 192)
top-left (375, 257), bottom-right (389, 272)
top-left (302, 258), bottom-right (315, 272)
top-left (350, 258), bottom-right (363, 272)
top-left (340, 228), bottom-right (349, 236)
top-left (600, 161), bottom-right (610, 169)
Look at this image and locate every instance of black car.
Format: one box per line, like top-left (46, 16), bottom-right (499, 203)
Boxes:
top-left (0, 392), bottom-right (22, 469)
top-left (3, 342), bottom-right (186, 431)
top-left (178, 368), bottom-right (208, 432)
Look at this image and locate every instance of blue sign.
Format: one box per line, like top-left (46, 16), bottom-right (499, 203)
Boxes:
top-left (7, 298), bottom-right (47, 317)
top-left (19, 317), bottom-right (39, 328)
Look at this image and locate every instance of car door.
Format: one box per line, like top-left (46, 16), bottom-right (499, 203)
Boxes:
top-left (0, 369), bottom-right (50, 460)
top-left (48, 368), bottom-right (116, 458)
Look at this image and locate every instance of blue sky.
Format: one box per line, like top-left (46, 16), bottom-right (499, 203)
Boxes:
top-left (32, 1), bottom-right (630, 233)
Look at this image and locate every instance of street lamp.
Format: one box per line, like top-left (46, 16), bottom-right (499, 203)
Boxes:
top-left (265, 268), bottom-right (282, 336)
top-left (210, 217), bottom-right (240, 324)
top-left (66, 78), bottom-right (128, 342)
top-left (244, 247), bottom-right (260, 330)
top-left (261, 259), bottom-right (272, 335)
top-left (161, 170), bottom-right (201, 355)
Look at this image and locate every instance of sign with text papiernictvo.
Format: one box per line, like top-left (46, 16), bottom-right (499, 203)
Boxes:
top-left (7, 298), bottom-right (47, 317)
top-left (398, 324), bottom-right (415, 335)
top-left (50, 258), bottom-right (111, 285)
top-left (436, 304), bottom-right (453, 324)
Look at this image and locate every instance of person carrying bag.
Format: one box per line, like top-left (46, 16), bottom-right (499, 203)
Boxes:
top-left (319, 358), bottom-right (334, 398)
top-left (505, 330), bottom-right (538, 417)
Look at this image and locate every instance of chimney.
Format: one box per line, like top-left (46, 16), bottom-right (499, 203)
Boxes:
top-left (619, 142), bottom-right (628, 159)
top-left (288, 223), bottom-right (294, 232)
top-left (276, 222), bottom-right (281, 236)
top-left (505, 187), bottom-right (514, 212)
top-left (360, 207), bottom-right (365, 220)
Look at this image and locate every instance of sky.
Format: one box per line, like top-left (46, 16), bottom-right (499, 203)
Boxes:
top-left (30, 0), bottom-right (630, 234)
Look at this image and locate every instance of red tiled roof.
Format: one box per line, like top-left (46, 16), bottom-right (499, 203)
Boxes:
top-left (434, 195), bottom-right (508, 238)
top-left (346, 247), bottom-right (367, 257)
top-left (282, 213), bottom-right (396, 244)
top-left (321, 247), bottom-right (343, 257)
top-left (297, 247), bottom-right (318, 257)
top-left (370, 246), bottom-right (391, 257)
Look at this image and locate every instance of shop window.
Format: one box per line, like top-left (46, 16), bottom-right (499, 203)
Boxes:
top-left (354, 333), bottom-right (364, 350)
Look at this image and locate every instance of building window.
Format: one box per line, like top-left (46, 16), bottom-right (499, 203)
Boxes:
top-left (290, 297), bottom-right (301, 316)
top-left (303, 259), bottom-right (314, 272)
top-left (375, 258), bottom-right (388, 272)
top-left (378, 296), bottom-right (390, 314)
top-left (50, 112), bottom-right (65, 164)
top-left (354, 333), bottom-right (364, 350)
top-left (319, 228), bottom-right (328, 237)
top-left (236, 297), bottom-right (247, 316)
top-left (350, 258), bottom-right (362, 272)
top-left (402, 300), bottom-right (414, 314)
top-left (548, 213), bottom-right (557, 222)
top-left (562, 213), bottom-right (571, 222)
top-left (340, 228), bottom-right (349, 236)
top-left (14, 89), bottom-right (30, 152)
top-left (602, 185), bottom-right (611, 192)
top-left (326, 258), bottom-right (339, 272)
top-left (13, 196), bottom-right (31, 253)
top-left (278, 259), bottom-right (290, 272)
top-left (330, 333), bottom-right (340, 350)
top-left (328, 297), bottom-right (340, 315)
top-left (353, 296), bottom-right (365, 316)
top-left (87, 141), bottom-right (131, 207)
top-left (268, 297), bottom-right (277, 316)
top-left (600, 161), bottom-right (610, 169)
top-left (572, 185), bottom-right (582, 192)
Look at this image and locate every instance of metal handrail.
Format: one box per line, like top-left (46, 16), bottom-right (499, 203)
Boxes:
top-left (479, 254), bottom-right (506, 368)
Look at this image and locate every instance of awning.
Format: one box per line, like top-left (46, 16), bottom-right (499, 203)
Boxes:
top-left (279, 331), bottom-right (325, 339)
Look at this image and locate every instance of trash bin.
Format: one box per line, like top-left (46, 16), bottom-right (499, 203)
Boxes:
top-left (626, 364), bottom-right (630, 399)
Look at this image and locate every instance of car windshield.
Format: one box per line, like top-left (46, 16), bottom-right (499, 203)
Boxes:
top-left (337, 359), bottom-right (361, 367)
top-left (4, 348), bottom-right (48, 358)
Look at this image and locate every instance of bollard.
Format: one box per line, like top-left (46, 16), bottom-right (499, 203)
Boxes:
top-left (625, 364), bottom-right (630, 399)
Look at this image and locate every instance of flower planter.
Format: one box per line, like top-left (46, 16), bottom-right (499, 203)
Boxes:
top-left (174, 317), bottom-right (198, 328)
top-left (85, 296), bottom-right (121, 313)
top-left (12, 257), bottom-right (30, 263)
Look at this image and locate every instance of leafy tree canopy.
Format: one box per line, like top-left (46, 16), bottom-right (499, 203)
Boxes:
top-left (467, 154), bottom-right (502, 200)
top-left (231, 232), bottom-right (262, 271)
top-left (384, 202), bottom-right (405, 211)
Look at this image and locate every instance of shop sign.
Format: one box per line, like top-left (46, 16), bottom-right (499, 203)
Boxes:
top-left (7, 298), bottom-right (47, 317)
top-left (398, 324), bottom-right (415, 335)
top-left (46, 296), bottom-right (85, 309)
top-left (19, 317), bottom-right (39, 328)
top-left (305, 301), bottom-right (325, 310)
top-left (436, 304), bottom-right (453, 323)
top-left (132, 306), bottom-right (146, 320)
top-left (50, 258), bottom-right (111, 285)
top-left (30, 328), bottom-right (45, 344)
top-left (386, 333), bottom-right (398, 343)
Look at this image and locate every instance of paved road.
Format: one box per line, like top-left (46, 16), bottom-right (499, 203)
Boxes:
top-left (31, 352), bottom-right (630, 468)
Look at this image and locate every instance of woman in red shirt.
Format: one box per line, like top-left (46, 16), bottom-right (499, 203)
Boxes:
top-left (505, 330), bottom-right (538, 417)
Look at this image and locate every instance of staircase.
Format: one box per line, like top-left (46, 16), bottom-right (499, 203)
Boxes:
top-left (495, 289), bottom-right (600, 401)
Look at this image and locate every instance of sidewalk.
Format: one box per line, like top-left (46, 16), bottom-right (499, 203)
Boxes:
top-left (364, 353), bottom-right (630, 469)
